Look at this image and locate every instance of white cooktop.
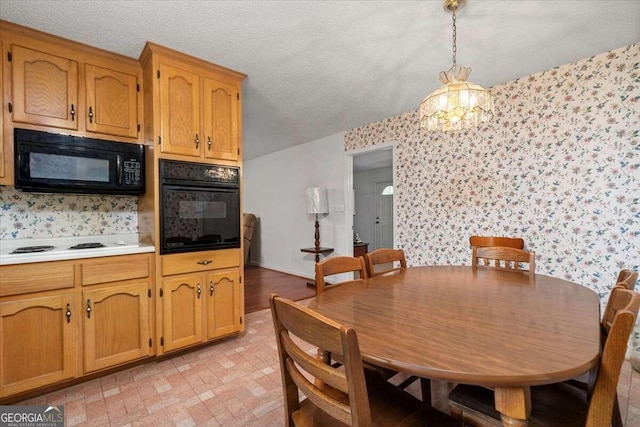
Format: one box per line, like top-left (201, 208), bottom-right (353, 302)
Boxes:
top-left (0, 234), bottom-right (155, 265)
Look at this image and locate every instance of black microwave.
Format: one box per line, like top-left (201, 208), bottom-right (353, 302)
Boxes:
top-left (14, 128), bottom-right (145, 195)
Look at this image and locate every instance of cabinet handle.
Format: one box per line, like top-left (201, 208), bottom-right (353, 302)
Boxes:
top-left (66, 303), bottom-right (71, 323)
top-left (197, 260), bottom-right (212, 265)
top-left (207, 136), bottom-right (212, 150)
top-left (195, 133), bottom-right (200, 149)
top-left (86, 299), bottom-right (92, 319)
top-left (70, 104), bottom-right (75, 121)
top-left (197, 283), bottom-right (201, 299)
top-left (88, 106), bottom-right (94, 124)
top-left (210, 281), bottom-right (214, 296)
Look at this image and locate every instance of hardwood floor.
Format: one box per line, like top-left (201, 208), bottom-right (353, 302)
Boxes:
top-left (244, 264), bottom-right (317, 313)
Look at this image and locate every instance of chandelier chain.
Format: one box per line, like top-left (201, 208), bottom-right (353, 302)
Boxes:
top-left (452, 6), bottom-right (457, 67)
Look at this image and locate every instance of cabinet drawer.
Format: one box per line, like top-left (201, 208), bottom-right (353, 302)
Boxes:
top-left (81, 254), bottom-right (150, 286)
top-left (162, 249), bottom-right (240, 276)
top-left (0, 262), bottom-right (75, 297)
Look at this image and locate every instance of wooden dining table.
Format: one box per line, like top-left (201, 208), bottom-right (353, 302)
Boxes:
top-left (306, 265), bottom-right (601, 427)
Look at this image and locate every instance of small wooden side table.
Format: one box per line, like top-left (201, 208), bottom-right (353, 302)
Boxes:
top-left (300, 246), bottom-right (334, 263)
top-left (301, 247), bottom-right (334, 287)
top-left (353, 243), bottom-right (369, 257)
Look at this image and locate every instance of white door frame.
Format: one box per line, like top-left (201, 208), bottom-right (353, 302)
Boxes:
top-left (344, 141), bottom-right (397, 256)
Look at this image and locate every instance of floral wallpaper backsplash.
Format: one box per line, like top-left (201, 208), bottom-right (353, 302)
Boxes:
top-left (0, 186), bottom-right (138, 239)
top-left (345, 44), bottom-right (640, 354)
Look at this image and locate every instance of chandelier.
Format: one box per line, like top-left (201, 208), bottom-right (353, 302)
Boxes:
top-left (419, 0), bottom-right (494, 132)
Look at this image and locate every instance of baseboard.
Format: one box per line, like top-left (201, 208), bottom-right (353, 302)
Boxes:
top-left (246, 261), bottom-right (313, 281)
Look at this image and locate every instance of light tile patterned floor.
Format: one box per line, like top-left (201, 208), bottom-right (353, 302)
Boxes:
top-left (16, 306), bottom-right (640, 426)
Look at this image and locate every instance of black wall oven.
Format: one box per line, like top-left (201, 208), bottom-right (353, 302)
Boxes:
top-left (159, 159), bottom-right (240, 255)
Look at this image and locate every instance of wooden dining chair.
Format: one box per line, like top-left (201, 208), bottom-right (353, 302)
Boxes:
top-left (315, 255), bottom-right (404, 386)
top-left (469, 235), bottom-right (525, 249)
top-left (315, 256), bottom-right (367, 294)
top-left (362, 248), bottom-right (431, 402)
top-left (364, 248), bottom-right (407, 277)
top-left (565, 275), bottom-right (638, 426)
top-left (269, 294), bottom-right (459, 427)
top-left (472, 246), bottom-right (535, 273)
top-left (448, 287), bottom-right (640, 427)
top-left (615, 268), bottom-right (638, 291)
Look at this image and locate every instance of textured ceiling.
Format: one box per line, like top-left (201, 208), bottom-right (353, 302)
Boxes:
top-left (1, 1), bottom-right (639, 160)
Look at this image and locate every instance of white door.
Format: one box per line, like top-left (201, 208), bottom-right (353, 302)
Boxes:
top-left (374, 181), bottom-right (393, 249)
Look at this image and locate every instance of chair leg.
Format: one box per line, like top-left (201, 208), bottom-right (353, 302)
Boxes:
top-left (612, 395), bottom-right (624, 427)
top-left (398, 375), bottom-right (419, 389)
top-left (420, 378), bottom-right (432, 407)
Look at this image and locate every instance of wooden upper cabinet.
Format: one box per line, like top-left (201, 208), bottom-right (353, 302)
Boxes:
top-left (140, 42), bottom-right (245, 163)
top-left (203, 78), bottom-right (239, 161)
top-left (85, 64), bottom-right (138, 138)
top-left (159, 63), bottom-right (201, 157)
top-left (11, 45), bottom-right (78, 130)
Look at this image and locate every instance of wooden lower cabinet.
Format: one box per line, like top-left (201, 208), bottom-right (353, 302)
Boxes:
top-left (160, 267), bottom-right (241, 354)
top-left (0, 253), bottom-right (153, 400)
top-left (206, 269), bottom-right (241, 340)
top-left (83, 281), bottom-right (150, 373)
top-left (161, 274), bottom-right (203, 352)
top-left (0, 293), bottom-right (76, 397)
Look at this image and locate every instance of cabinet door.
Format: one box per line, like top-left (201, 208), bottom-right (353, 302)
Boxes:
top-left (0, 294), bottom-right (76, 397)
top-left (203, 78), bottom-right (239, 161)
top-left (205, 269), bottom-right (240, 340)
top-left (0, 41), bottom-right (4, 181)
top-left (162, 274), bottom-right (203, 352)
top-left (159, 63), bottom-right (201, 157)
top-left (85, 64), bottom-right (138, 138)
top-left (11, 45), bottom-right (78, 129)
top-left (83, 282), bottom-right (150, 373)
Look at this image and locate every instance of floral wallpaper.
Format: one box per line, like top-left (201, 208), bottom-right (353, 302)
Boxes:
top-left (0, 186), bottom-right (138, 239)
top-left (345, 43), bottom-right (639, 300)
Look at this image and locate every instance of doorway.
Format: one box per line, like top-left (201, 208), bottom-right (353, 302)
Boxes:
top-left (345, 143), bottom-right (395, 257)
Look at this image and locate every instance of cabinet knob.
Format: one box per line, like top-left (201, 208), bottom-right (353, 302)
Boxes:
top-left (195, 133), bottom-right (200, 149)
top-left (88, 106), bottom-right (94, 124)
top-left (197, 260), bottom-right (212, 265)
top-left (70, 104), bottom-right (75, 121)
top-left (197, 283), bottom-right (202, 299)
top-left (210, 281), bottom-right (214, 296)
top-left (66, 303), bottom-right (72, 323)
top-left (208, 136), bottom-right (212, 150)
top-left (86, 299), bottom-right (92, 319)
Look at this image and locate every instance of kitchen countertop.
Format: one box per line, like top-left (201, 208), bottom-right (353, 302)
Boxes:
top-left (0, 234), bottom-right (155, 265)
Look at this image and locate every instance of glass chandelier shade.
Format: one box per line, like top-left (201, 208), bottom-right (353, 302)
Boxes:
top-left (419, 0), bottom-right (494, 132)
top-left (420, 65), bottom-right (494, 131)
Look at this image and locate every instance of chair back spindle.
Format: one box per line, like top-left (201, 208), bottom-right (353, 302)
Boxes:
top-left (472, 246), bottom-right (535, 273)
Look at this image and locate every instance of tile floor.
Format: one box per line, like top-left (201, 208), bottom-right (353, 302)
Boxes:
top-left (16, 305), bottom-right (640, 426)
